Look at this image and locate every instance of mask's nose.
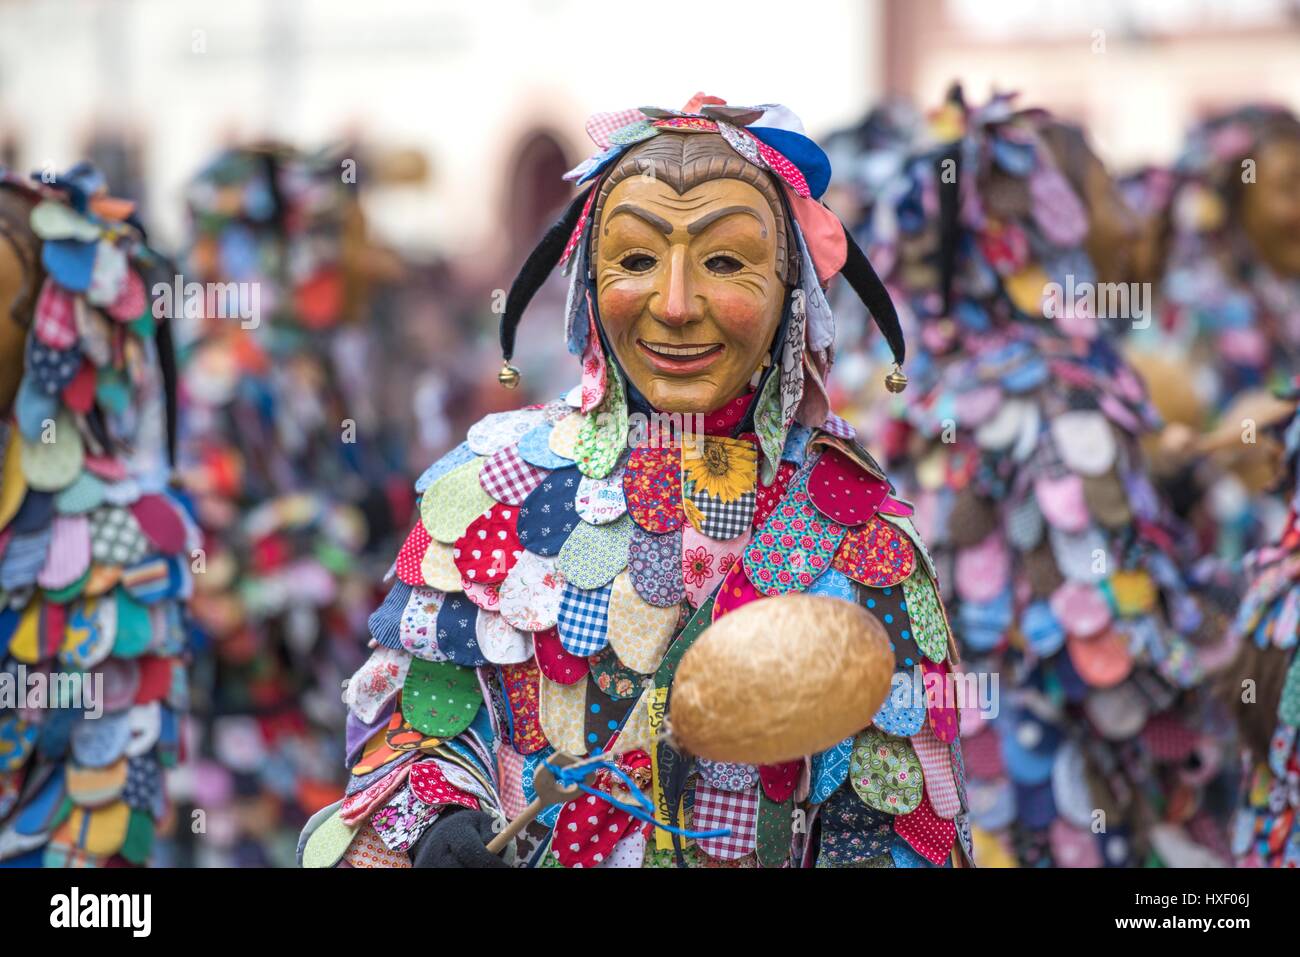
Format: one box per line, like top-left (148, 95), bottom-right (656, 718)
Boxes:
top-left (650, 246), bottom-right (703, 328)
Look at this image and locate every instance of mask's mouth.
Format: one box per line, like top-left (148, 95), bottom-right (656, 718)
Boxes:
top-left (636, 339), bottom-right (725, 374)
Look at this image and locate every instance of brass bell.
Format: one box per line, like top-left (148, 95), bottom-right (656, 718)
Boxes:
top-left (497, 361), bottom-right (521, 390)
top-left (884, 364), bottom-right (908, 394)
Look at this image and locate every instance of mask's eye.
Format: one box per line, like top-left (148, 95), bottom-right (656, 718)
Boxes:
top-left (620, 254), bottom-right (657, 273)
top-left (705, 254), bottom-right (743, 275)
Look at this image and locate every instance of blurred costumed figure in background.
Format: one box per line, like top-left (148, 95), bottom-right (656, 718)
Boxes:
top-left (1127, 107), bottom-right (1300, 565)
top-left (0, 165), bottom-right (196, 866)
top-left (175, 145), bottom-right (413, 866)
top-left (301, 94), bottom-right (976, 870)
top-left (1226, 381), bottom-right (1300, 867)
top-left (844, 90), bottom-right (1239, 867)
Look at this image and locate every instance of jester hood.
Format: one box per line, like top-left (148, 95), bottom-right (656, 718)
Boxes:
top-left (304, 96), bottom-right (975, 870)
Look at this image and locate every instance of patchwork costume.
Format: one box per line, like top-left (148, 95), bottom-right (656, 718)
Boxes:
top-left (1229, 386), bottom-right (1300, 867)
top-left (843, 94), bottom-right (1237, 867)
top-left (1131, 107), bottom-right (1300, 563)
top-left (303, 98), bottom-right (974, 869)
top-left (0, 166), bottom-right (194, 867)
top-left (178, 147), bottom-right (411, 866)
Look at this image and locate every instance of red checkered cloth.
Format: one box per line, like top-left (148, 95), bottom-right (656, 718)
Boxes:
top-left (693, 783), bottom-right (759, 861)
top-left (480, 444), bottom-right (546, 506)
top-left (822, 413), bottom-right (857, 440)
top-left (34, 278), bottom-right (78, 349)
top-left (585, 109), bottom-right (646, 149)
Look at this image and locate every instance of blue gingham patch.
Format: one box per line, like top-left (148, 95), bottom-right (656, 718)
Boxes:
top-left (556, 581), bottom-right (613, 657)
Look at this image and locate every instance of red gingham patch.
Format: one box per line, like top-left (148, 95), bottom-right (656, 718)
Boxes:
top-left (453, 504), bottom-right (523, 586)
top-left (693, 783), bottom-right (759, 861)
top-left (480, 444), bottom-right (546, 506)
top-left (409, 761), bottom-right (481, 811)
top-left (911, 723), bottom-right (961, 819)
top-left (754, 141), bottom-right (810, 198)
top-left (832, 516), bottom-right (916, 587)
top-left (395, 521), bottom-right (430, 586)
top-left (34, 278), bottom-right (77, 349)
top-left (822, 413), bottom-right (857, 440)
top-left (894, 798), bottom-right (957, 865)
top-left (585, 109), bottom-right (646, 149)
top-left (497, 745), bottom-right (528, 820)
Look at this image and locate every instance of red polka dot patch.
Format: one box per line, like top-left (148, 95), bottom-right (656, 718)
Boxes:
top-left (753, 461), bottom-right (797, 529)
top-left (533, 627), bottom-right (589, 685)
top-left (807, 446), bottom-right (889, 526)
top-left (893, 795), bottom-right (957, 865)
top-left (395, 520), bottom-right (431, 586)
top-left (453, 504), bottom-right (522, 585)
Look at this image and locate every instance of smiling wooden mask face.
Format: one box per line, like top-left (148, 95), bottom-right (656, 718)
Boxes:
top-left (595, 173), bottom-right (786, 414)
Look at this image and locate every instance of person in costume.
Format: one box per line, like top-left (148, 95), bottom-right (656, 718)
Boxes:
top-left (177, 145), bottom-right (412, 866)
top-left (842, 91), bottom-right (1238, 867)
top-left (1226, 381), bottom-right (1300, 867)
top-left (0, 164), bottom-right (195, 867)
top-left (1127, 106), bottom-right (1300, 566)
top-left (301, 94), bottom-right (973, 869)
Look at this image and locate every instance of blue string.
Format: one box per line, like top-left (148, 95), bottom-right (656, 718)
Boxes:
top-left (543, 756), bottom-right (730, 840)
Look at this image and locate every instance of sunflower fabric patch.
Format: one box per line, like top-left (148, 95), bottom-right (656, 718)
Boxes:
top-left (682, 436), bottom-right (757, 540)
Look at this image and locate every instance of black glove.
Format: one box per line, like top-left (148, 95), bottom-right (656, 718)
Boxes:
top-left (410, 807), bottom-right (509, 868)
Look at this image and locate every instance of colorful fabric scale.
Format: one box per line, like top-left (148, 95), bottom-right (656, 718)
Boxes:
top-left (838, 94), bottom-right (1239, 867)
top-left (311, 383), bottom-right (970, 868)
top-left (0, 165), bottom-right (193, 867)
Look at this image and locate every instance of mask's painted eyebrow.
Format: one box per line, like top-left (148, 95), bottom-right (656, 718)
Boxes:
top-left (687, 205), bottom-right (767, 237)
top-left (605, 203), bottom-right (673, 235)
